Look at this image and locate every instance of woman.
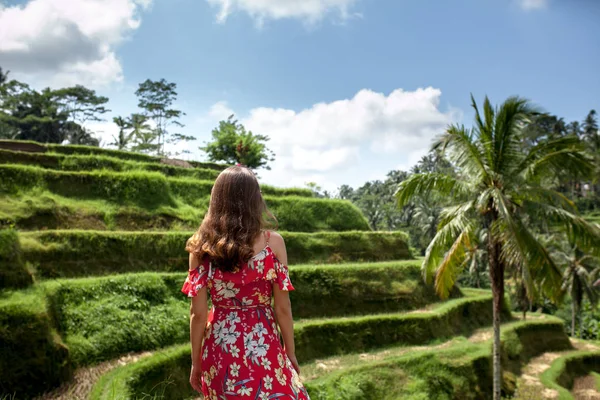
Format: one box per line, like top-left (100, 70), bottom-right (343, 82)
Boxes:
top-left (182, 165), bottom-right (310, 400)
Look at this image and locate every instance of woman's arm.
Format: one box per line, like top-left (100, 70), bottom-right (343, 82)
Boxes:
top-left (188, 253), bottom-right (208, 393)
top-left (270, 232), bottom-right (300, 373)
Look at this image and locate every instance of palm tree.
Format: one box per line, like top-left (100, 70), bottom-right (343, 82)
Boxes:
top-left (553, 243), bottom-right (600, 337)
top-left (111, 116), bottom-right (133, 150)
top-left (129, 113), bottom-right (159, 154)
top-left (396, 95), bottom-right (600, 400)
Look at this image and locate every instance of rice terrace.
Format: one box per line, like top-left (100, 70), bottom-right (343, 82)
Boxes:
top-left (1, 1), bottom-right (600, 399)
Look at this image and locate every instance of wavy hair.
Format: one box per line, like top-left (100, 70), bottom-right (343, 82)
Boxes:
top-left (186, 165), bottom-right (276, 272)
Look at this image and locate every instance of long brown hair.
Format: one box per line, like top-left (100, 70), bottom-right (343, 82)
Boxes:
top-left (186, 165), bottom-right (276, 272)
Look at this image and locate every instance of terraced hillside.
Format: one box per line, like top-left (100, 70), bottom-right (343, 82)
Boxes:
top-left (0, 141), bottom-right (412, 399)
top-left (2, 141), bottom-right (598, 399)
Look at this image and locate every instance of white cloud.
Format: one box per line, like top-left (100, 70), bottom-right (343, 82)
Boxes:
top-left (234, 87), bottom-right (458, 190)
top-left (206, 0), bottom-right (358, 24)
top-left (208, 101), bottom-right (235, 120)
top-left (0, 0), bottom-right (151, 88)
top-left (518, 0), bottom-right (548, 10)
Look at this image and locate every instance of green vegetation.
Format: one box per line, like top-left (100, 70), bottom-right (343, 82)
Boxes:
top-left (19, 230), bottom-right (410, 279)
top-left (0, 289), bottom-right (71, 398)
top-left (0, 149), bottom-right (222, 180)
top-left (293, 289), bottom-right (505, 363)
top-left (2, 192), bottom-right (362, 232)
top-left (201, 115), bottom-right (274, 170)
top-left (89, 318), bottom-right (566, 400)
top-left (395, 95), bottom-right (600, 400)
top-left (540, 350), bottom-right (600, 399)
top-left (0, 262), bottom-right (447, 397)
top-left (0, 229), bottom-right (32, 289)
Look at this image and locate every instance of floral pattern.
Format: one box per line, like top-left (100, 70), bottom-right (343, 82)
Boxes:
top-left (182, 245), bottom-right (310, 399)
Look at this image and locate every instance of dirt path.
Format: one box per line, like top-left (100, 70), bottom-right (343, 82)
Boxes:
top-left (34, 351), bottom-right (153, 400)
top-left (513, 340), bottom-right (600, 400)
top-left (572, 375), bottom-right (600, 400)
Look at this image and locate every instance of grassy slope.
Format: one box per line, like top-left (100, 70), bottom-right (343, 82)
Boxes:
top-left (89, 317), bottom-right (567, 400)
top-left (2, 261), bottom-right (430, 366)
top-left (539, 350), bottom-right (600, 399)
top-left (18, 230), bottom-right (412, 279)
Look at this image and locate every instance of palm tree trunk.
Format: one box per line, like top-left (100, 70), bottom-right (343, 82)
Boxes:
top-left (488, 233), bottom-right (504, 400)
top-left (571, 301), bottom-right (577, 337)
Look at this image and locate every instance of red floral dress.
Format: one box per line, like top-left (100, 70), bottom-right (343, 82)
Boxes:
top-left (181, 244), bottom-right (311, 400)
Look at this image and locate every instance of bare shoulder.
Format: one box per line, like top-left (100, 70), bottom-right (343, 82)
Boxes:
top-left (267, 231), bottom-right (288, 263)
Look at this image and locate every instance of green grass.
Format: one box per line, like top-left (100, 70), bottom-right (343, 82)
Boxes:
top-left (89, 317), bottom-right (569, 400)
top-left (0, 287), bottom-right (72, 399)
top-left (0, 165), bottom-right (315, 209)
top-left (19, 230), bottom-right (411, 279)
top-left (0, 229), bottom-right (32, 290)
top-left (1, 190), bottom-right (367, 232)
top-left (0, 149), bottom-right (223, 180)
top-left (0, 139), bottom-right (227, 170)
top-left (539, 350), bottom-right (600, 399)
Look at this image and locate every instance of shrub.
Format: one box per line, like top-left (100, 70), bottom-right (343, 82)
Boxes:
top-left (0, 290), bottom-right (71, 399)
top-left (20, 230), bottom-right (412, 279)
top-left (0, 229), bottom-right (32, 290)
top-left (540, 350), bottom-right (600, 399)
top-left (43, 273), bottom-right (190, 366)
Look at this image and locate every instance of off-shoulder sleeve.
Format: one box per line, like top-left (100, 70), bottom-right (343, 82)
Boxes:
top-left (181, 257), bottom-right (209, 297)
top-left (269, 256), bottom-right (294, 292)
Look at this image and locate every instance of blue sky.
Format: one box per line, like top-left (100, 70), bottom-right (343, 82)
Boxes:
top-left (1, 0), bottom-right (599, 191)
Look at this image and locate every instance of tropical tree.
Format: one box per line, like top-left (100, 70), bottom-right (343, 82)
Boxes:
top-left (129, 113), bottom-right (159, 154)
top-left (551, 241), bottom-right (600, 337)
top-left (201, 115), bottom-right (274, 170)
top-left (111, 116), bottom-right (133, 150)
top-left (135, 78), bottom-right (186, 156)
top-left (396, 95), bottom-right (600, 400)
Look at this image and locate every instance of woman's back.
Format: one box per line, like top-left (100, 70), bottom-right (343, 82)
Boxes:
top-left (182, 231), bottom-right (309, 399)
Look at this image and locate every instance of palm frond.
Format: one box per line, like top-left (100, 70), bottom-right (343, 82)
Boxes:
top-left (517, 187), bottom-right (576, 212)
top-left (494, 96), bottom-right (539, 174)
top-left (492, 189), bottom-right (563, 302)
top-left (527, 203), bottom-right (600, 257)
top-left (435, 227), bottom-right (472, 299)
top-left (421, 211), bottom-right (472, 285)
top-left (395, 173), bottom-right (468, 208)
top-left (434, 125), bottom-right (490, 184)
top-left (524, 148), bottom-right (593, 182)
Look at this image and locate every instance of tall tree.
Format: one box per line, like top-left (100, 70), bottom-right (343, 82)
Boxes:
top-left (396, 95), bottom-right (600, 400)
top-left (129, 113), bottom-right (159, 154)
top-left (552, 241), bottom-right (600, 337)
top-left (111, 116), bottom-right (133, 150)
top-left (135, 79), bottom-right (185, 156)
top-left (201, 115), bottom-right (274, 169)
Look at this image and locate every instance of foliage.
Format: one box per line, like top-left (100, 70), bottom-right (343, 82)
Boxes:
top-left (0, 149), bottom-right (221, 180)
top-left (0, 73), bottom-right (107, 145)
top-left (135, 79), bottom-right (187, 156)
top-left (110, 116), bottom-right (133, 150)
top-left (201, 115), bottom-right (274, 170)
top-left (396, 94), bottom-right (600, 400)
top-left (91, 300), bottom-right (566, 400)
top-left (0, 229), bottom-right (32, 289)
top-left (19, 230), bottom-right (411, 279)
top-left (0, 290), bottom-right (71, 399)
